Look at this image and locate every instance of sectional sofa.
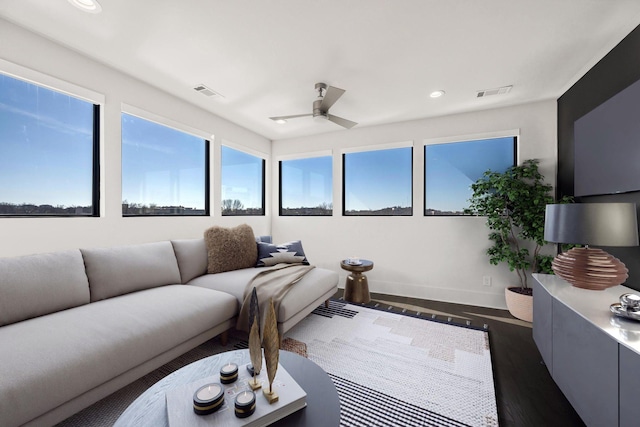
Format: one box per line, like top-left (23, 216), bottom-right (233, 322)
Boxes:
top-left (0, 237), bottom-right (338, 427)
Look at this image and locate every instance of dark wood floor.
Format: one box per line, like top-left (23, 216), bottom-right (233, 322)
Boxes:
top-left (337, 290), bottom-right (586, 427)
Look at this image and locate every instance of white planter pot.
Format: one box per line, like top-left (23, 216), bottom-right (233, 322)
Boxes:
top-left (505, 287), bottom-right (533, 322)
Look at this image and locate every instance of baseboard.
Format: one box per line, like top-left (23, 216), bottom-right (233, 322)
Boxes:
top-left (338, 277), bottom-right (508, 310)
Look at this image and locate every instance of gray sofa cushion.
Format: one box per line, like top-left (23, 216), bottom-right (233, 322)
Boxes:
top-left (82, 241), bottom-right (182, 302)
top-left (0, 250), bottom-right (90, 327)
top-left (188, 267), bottom-right (338, 323)
top-left (276, 268), bottom-right (338, 321)
top-left (188, 268), bottom-right (255, 313)
top-left (171, 238), bottom-right (208, 283)
top-left (0, 285), bottom-right (237, 427)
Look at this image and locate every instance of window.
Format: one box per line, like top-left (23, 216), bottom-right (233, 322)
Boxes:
top-left (343, 147), bottom-right (412, 216)
top-left (121, 113), bottom-right (209, 216)
top-left (424, 136), bottom-right (516, 215)
top-left (221, 145), bottom-right (265, 216)
top-left (280, 155), bottom-right (332, 216)
top-left (0, 73), bottom-right (99, 216)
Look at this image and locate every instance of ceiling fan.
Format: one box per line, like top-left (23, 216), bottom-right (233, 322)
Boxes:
top-left (269, 82), bottom-right (357, 129)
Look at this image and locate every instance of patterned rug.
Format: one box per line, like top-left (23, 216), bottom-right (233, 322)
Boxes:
top-left (57, 300), bottom-right (498, 427)
top-left (284, 301), bottom-right (498, 427)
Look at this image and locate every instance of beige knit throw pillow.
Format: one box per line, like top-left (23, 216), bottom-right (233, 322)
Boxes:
top-left (204, 224), bottom-right (258, 274)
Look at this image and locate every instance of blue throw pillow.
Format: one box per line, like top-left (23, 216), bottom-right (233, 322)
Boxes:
top-left (256, 240), bottom-right (309, 267)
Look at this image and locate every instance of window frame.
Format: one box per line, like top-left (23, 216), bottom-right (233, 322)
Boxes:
top-left (220, 144), bottom-right (266, 216)
top-left (423, 134), bottom-right (518, 216)
top-left (0, 61), bottom-right (103, 217)
top-left (120, 108), bottom-right (211, 217)
top-left (278, 153), bottom-right (333, 217)
top-left (342, 143), bottom-right (414, 217)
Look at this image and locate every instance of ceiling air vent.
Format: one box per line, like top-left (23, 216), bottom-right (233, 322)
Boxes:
top-left (477, 85), bottom-right (512, 98)
top-left (193, 84), bottom-right (222, 98)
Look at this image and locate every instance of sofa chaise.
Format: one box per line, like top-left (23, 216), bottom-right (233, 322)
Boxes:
top-left (0, 237), bottom-right (338, 427)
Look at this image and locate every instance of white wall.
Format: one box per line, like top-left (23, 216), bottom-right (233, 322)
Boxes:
top-left (271, 100), bottom-right (557, 309)
top-left (0, 19), bottom-right (271, 257)
top-left (1, 19), bottom-right (559, 310)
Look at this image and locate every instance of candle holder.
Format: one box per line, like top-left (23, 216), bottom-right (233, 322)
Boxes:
top-left (192, 383), bottom-right (224, 415)
top-left (234, 390), bottom-right (256, 418)
top-left (220, 362), bottom-right (238, 384)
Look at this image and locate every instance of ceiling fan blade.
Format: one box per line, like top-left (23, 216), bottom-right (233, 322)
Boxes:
top-left (269, 114), bottom-right (312, 121)
top-left (319, 86), bottom-right (345, 111)
top-left (327, 114), bottom-right (357, 129)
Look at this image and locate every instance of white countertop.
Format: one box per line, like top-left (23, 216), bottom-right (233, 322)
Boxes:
top-left (533, 273), bottom-right (640, 355)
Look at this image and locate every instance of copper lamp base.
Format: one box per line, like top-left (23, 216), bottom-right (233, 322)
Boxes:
top-left (552, 247), bottom-right (628, 290)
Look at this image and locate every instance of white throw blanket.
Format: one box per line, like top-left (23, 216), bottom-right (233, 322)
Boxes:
top-left (236, 263), bottom-right (315, 332)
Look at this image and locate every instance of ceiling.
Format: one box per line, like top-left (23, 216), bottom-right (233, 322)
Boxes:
top-left (2, 1), bottom-right (640, 141)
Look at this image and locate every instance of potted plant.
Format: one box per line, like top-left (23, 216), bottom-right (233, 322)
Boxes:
top-left (465, 159), bottom-right (564, 322)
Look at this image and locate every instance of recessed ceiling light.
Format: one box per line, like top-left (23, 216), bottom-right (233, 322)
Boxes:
top-left (274, 119), bottom-right (287, 124)
top-left (430, 90), bottom-right (445, 98)
top-left (68, 0), bottom-right (102, 13)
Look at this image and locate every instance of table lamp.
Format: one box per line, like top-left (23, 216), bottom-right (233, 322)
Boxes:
top-left (544, 203), bottom-right (639, 290)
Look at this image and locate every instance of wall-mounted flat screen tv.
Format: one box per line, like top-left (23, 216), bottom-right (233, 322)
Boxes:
top-left (574, 77), bottom-right (640, 197)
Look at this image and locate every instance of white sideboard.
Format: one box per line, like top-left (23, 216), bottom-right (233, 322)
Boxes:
top-left (532, 273), bottom-right (640, 427)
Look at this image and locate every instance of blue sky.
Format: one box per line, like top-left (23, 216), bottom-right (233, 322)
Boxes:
top-left (1, 72), bottom-right (514, 214)
top-left (344, 147), bottom-right (412, 211)
top-left (0, 74), bottom-right (94, 207)
top-left (425, 137), bottom-right (515, 212)
top-left (221, 145), bottom-right (263, 209)
top-left (121, 113), bottom-right (206, 209)
top-left (279, 140), bottom-right (514, 213)
top-left (281, 156), bottom-right (332, 209)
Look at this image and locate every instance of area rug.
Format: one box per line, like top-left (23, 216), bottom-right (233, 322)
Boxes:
top-left (56, 300), bottom-right (498, 427)
top-left (284, 301), bottom-right (498, 427)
